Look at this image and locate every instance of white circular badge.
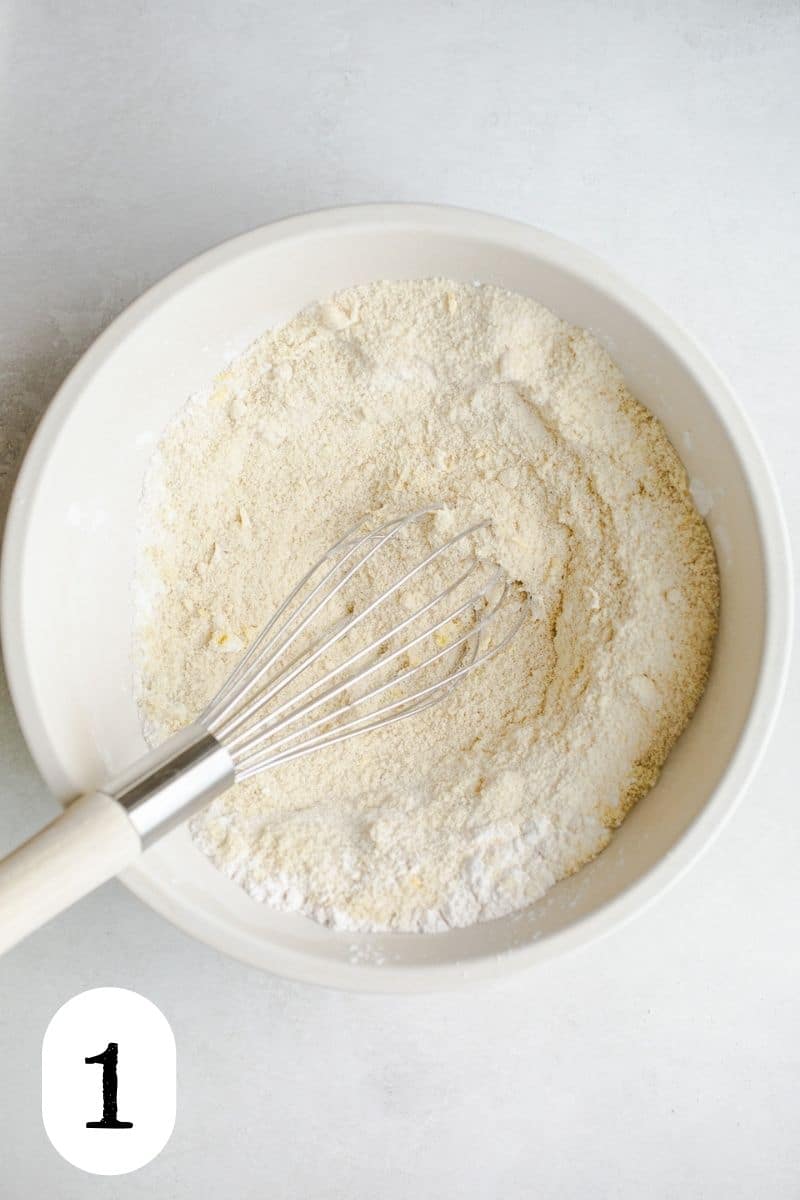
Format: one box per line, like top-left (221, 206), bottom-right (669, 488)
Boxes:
top-left (41, 987), bottom-right (176, 1175)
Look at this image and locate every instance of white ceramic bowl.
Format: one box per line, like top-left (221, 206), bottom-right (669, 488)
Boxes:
top-left (2, 205), bottom-right (792, 990)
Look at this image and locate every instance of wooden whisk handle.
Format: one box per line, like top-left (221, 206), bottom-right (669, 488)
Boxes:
top-left (0, 793), bottom-right (141, 955)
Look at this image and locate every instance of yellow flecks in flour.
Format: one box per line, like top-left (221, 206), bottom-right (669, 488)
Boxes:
top-left (134, 279), bottom-right (719, 933)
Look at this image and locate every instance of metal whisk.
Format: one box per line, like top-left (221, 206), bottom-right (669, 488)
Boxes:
top-left (0, 509), bottom-right (524, 954)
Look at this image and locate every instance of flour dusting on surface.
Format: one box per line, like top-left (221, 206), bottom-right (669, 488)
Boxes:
top-left (134, 279), bottom-right (719, 932)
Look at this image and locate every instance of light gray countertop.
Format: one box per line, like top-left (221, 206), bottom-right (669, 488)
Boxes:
top-left (2, 2), bottom-right (798, 1195)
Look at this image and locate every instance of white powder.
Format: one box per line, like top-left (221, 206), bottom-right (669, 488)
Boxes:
top-left (134, 279), bottom-right (718, 933)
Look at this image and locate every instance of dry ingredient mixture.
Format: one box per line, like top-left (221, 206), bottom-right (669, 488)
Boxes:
top-left (134, 279), bottom-right (719, 933)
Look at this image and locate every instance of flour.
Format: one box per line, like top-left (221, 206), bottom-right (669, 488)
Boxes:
top-left (134, 279), bottom-right (719, 933)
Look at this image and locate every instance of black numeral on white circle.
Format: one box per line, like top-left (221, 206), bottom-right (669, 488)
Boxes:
top-left (85, 1042), bottom-right (133, 1129)
top-left (43, 988), bottom-right (174, 1172)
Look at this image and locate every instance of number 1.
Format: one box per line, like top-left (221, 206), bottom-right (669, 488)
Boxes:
top-left (85, 1042), bottom-right (133, 1129)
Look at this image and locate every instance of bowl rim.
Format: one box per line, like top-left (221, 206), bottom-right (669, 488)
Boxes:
top-left (1, 203), bottom-right (793, 991)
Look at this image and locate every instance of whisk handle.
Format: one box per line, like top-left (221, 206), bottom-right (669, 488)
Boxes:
top-left (0, 727), bottom-right (236, 955)
top-left (0, 792), bottom-right (141, 956)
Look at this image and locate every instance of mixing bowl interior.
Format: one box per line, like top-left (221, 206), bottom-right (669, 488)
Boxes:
top-left (2, 208), bottom-right (783, 988)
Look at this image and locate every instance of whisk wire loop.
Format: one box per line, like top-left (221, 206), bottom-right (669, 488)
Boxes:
top-left (230, 572), bottom-right (505, 763)
top-left (199, 509), bottom-right (525, 778)
top-left (205, 511), bottom-right (422, 726)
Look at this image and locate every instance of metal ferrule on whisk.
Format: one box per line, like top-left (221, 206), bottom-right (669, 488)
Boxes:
top-left (106, 723), bottom-right (235, 847)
